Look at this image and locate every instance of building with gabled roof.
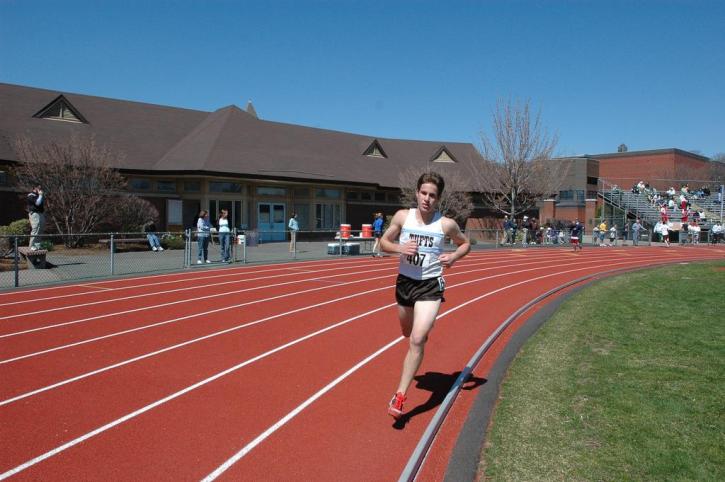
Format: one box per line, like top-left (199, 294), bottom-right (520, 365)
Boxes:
top-left (0, 83), bottom-right (483, 237)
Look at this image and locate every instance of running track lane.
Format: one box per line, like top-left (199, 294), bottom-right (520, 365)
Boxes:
top-left (1, 247), bottom-right (723, 480)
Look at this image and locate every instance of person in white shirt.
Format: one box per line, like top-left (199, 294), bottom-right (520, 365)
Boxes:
top-left (688, 221), bottom-right (701, 244)
top-left (218, 209), bottom-right (231, 262)
top-left (288, 213), bottom-right (299, 252)
top-left (661, 222), bottom-right (670, 247)
top-left (711, 222), bottom-right (723, 244)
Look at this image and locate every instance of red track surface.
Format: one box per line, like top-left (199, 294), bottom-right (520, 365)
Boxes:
top-left (1, 246), bottom-right (723, 481)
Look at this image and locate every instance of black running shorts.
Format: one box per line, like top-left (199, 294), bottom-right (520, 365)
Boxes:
top-left (395, 273), bottom-right (445, 307)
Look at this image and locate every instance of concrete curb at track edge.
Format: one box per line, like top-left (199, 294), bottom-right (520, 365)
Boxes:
top-left (399, 261), bottom-right (683, 482)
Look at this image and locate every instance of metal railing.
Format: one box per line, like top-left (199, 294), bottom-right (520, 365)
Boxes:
top-left (0, 228), bottom-right (381, 289)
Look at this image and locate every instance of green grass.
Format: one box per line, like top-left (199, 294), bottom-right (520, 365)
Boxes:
top-left (481, 261), bottom-right (725, 481)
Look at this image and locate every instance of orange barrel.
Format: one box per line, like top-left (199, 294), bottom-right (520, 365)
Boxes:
top-left (340, 224), bottom-right (351, 239)
top-left (361, 224), bottom-right (373, 238)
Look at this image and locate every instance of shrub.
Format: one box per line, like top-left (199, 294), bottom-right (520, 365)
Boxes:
top-left (161, 234), bottom-right (185, 250)
top-left (0, 219), bottom-right (31, 254)
top-left (0, 219), bottom-right (31, 236)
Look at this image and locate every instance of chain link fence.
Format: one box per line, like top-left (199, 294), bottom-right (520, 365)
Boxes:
top-left (1, 225), bottom-right (666, 290)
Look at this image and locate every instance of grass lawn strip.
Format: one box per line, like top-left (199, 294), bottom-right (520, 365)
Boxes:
top-left (481, 261), bottom-right (725, 481)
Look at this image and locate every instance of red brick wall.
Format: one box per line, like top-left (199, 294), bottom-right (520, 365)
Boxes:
top-left (597, 151), bottom-right (710, 191)
top-left (597, 153), bottom-right (675, 190)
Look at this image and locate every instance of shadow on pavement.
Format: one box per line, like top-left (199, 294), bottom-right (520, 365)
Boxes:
top-left (392, 371), bottom-right (486, 430)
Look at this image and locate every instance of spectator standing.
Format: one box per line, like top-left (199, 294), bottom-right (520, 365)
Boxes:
top-left (689, 221), bottom-right (701, 245)
top-left (143, 220), bottom-right (163, 251)
top-left (598, 220), bottom-right (607, 246)
top-left (372, 212), bottom-right (384, 257)
top-left (592, 224), bottom-right (600, 246)
top-left (570, 220), bottom-right (583, 251)
top-left (196, 210), bottom-right (211, 264)
top-left (711, 222), bottom-right (723, 244)
top-left (609, 225), bottom-right (617, 246)
top-left (288, 212), bottom-right (299, 252)
top-left (661, 222), bottom-right (671, 247)
top-left (27, 184), bottom-right (45, 250)
top-left (502, 215), bottom-right (511, 245)
top-left (521, 216), bottom-right (530, 246)
top-left (218, 209), bottom-right (231, 262)
top-left (623, 222), bottom-right (629, 244)
top-left (660, 205), bottom-right (669, 223)
top-left (631, 219), bottom-right (643, 246)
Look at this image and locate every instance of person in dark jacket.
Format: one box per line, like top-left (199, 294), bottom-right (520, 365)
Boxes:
top-left (27, 184), bottom-right (45, 250)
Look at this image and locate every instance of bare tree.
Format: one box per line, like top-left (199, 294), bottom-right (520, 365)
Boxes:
top-left (13, 135), bottom-right (157, 246)
top-left (398, 167), bottom-right (473, 226)
top-left (471, 98), bottom-right (569, 218)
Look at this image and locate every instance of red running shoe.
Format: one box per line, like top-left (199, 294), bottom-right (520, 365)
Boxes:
top-left (388, 392), bottom-right (406, 419)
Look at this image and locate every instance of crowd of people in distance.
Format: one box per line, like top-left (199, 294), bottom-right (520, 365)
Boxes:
top-left (501, 216), bottom-right (587, 247)
top-left (632, 181), bottom-right (712, 227)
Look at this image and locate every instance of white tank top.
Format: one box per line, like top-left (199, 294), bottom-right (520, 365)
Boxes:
top-left (398, 209), bottom-right (445, 280)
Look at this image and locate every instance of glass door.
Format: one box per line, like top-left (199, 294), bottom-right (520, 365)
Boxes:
top-left (258, 202), bottom-right (286, 242)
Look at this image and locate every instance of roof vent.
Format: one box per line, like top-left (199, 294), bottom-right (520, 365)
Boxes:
top-left (33, 95), bottom-right (88, 124)
top-left (363, 139), bottom-right (388, 158)
top-left (431, 146), bottom-right (456, 163)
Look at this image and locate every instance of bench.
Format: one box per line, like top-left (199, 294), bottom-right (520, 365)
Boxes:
top-left (17, 247), bottom-right (48, 269)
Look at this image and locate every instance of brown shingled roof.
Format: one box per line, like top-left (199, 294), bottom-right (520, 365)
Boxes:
top-left (0, 82), bottom-right (482, 189)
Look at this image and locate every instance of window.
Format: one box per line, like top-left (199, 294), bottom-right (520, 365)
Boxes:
top-left (210, 181), bottom-right (242, 193)
top-left (315, 188), bottom-right (341, 199)
top-left (587, 176), bottom-right (598, 185)
top-left (156, 180), bottom-right (177, 193)
top-left (129, 178), bottom-right (151, 191)
top-left (360, 192), bottom-right (372, 201)
top-left (183, 181), bottom-right (201, 192)
top-left (0, 171), bottom-right (7, 186)
top-left (374, 192), bottom-right (386, 202)
top-left (315, 203), bottom-right (341, 229)
top-left (558, 190), bottom-right (573, 200)
top-left (346, 191), bottom-right (359, 200)
top-left (294, 187), bottom-right (311, 198)
top-left (256, 186), bottom-right (287, 196)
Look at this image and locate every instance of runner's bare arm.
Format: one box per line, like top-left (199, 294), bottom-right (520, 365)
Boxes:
top-left (438, 218), bottom-right (470, 268)
top-left (380, 210), bottom-right (417, 255)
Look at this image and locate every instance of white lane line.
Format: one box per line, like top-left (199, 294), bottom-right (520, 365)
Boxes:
top-left (0, 260), bottom-right (398, 320)
top-left (0, 257), bottom-right (395, 307)
top-left (0, 254), bottom-right (698, 480)
top-left (0, 301), bottom-right (399, 481)
top-left (75, 284), bottom-right (115, 291)
top-left (0, 286), bottom-right (394, 407)
top-left (0, 252), bottom-right (677, 404)
top-left (0, 253), bottom-right (539, 336)
top-left (201, 337), bottom-right (404, 482)
top-left (0, 264), bottom-right (399, 338)
top-left (0, 254), bottom-right (595, 357)
top-left (0, 271), bottom-right (398, 365)
top-left (201, 254), bottom-right (702, 479)
top-left (0, 256), bottom-right (390, 300)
